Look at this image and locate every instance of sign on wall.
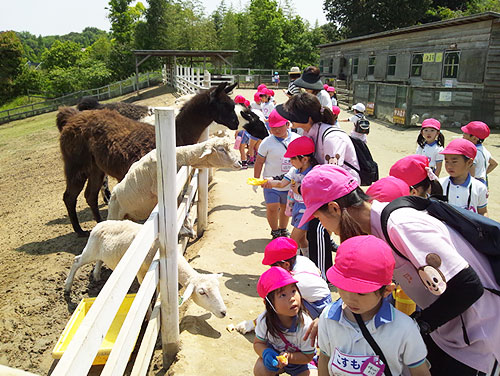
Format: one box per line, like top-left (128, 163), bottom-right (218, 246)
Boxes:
top-left (439, 92), bottom-right (452, 102)
top-left (366, 102), bottom-right (375, 115)
top-left (423, 53), bottom-right (435, 63)
top-left (393, 108), bottom-right (406, 124)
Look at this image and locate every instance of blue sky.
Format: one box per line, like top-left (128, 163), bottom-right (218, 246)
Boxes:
top-left (1, 0), bottom-right (327, 36)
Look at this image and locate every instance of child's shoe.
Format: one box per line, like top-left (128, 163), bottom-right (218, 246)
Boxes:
top-left (271, 229), bottom-right (281, 239)
top-left (240, 160), bottom-right (248, 169)
top-left (248, 156), bottom-right (255, 166)
top-left (279, 228), bottom-right (291, 237)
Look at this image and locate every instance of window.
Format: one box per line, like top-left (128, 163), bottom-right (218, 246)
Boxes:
top-left (352, 58), bottom-right (359, 75)
top-left (368, 56), bottom-right (376, 75)
top-left (387, 55), bottom-right (397, 76)
top-left (443, 51), bottom-right (460, 78)
top-left (329, 58), bottom-right (334, 74)
top-left (411, 53), bottom-right (423, 76)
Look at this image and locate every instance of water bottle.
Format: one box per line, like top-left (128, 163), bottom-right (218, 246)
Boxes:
top-left (234, 135), bottom-right (242, 150)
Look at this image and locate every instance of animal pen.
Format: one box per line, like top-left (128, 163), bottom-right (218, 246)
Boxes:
top-left (51, 80), bottom-right (212, 375)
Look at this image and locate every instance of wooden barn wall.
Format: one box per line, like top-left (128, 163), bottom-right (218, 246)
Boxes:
top-left (485, 20), bottom-right (500, 125)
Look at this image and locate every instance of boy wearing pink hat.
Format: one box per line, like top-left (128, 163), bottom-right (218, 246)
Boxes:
top-left (254, 109), bottom-right (300, 239)
top-left (416, 118), bottom-right (445, 177)
top-left (260, 88), bottom-right (276, 120)
top-left (365, 176), bottom-right (410, 203)
top-left (439, 138), bottom-right (488, 215)
top-left (262, 136), bottom-right (318, 248)
top-left (462, 121), bottom-right (498, 186)
top-left (254, 267), bottom-right (318, 375)
top-left (318, 235), bottom-right (430, 376)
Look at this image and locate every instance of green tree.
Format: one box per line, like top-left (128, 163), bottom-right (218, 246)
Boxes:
top-left (41, 40), bottom-right (83, 70)
top-left (86, 35), bottom-right (112, 63)
top-left (0, 31), bottom-right (24, 103)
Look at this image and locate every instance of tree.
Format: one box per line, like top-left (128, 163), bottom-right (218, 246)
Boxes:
top-left (41, 40), bottom-right (83, 70)
top-left (141, 0), bottom-right (169, 50)
top-left (323, 0), bottom-right (432, 37)
top-left (0, 31), bottom-right (24, 103)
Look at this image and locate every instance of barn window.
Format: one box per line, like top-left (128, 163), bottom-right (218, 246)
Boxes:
top-left (388, 55), bottom-right (397, 76)
top-left (329, 58), bottom-right (334, 74)
top-left (443, 51), bottom-right (460, 78)
top-left (352, 58), bottom-right (359, 75)
top-left (411, 53), bottom-right (423, 76)
top-left (319, 59), bottom-right (324, 73)
top-left (368, 56), bottom-right (376, 75)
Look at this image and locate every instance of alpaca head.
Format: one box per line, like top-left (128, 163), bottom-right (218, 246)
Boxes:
top-left (208, 82), bottom-right (239, 130)
top-left (242, 110), bottom-right (269, 140)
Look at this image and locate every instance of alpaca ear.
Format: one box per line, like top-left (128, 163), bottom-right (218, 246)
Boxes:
top-left (241, 110), bottom-right (252, 121)
top-left (180, 283), bottom-right (195, 306)
top-left (199, 147), bottom-right (213, 159)
top-left (211, 82), bottom-right (227, 98)
top-left (224, 82), bottom-right (238, 94)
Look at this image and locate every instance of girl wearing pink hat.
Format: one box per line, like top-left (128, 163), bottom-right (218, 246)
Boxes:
top-left (318, 235), bottom-right (430, 376)
top-left (416, 118), bottom-right (445, 177)
top-left (254, 267), bottom-right (318, 375)
top-left (262, 136), bottom-right (318, 251)
top-left (299, 164), bottom-right (500, 376)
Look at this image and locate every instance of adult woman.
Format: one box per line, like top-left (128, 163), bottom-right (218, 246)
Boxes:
top-left (293, 66), bottom-right (332, 109)
top-left (275, 93), bottom-right (359, 279)
top-left (299, 164), bottom-right (500, 376)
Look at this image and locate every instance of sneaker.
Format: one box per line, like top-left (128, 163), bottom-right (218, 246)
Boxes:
top-left (240, 160), bottom-right (248, 170)
top-left (279, 228), bottom-right (291, 237)
top-left (271, 229), bottom-right (281, 239)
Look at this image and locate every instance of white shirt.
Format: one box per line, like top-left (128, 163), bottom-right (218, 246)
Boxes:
top-left (260, 101), bottom-right (275, 119)
top-left (349, 115), bottom-right (368, 144)
top-left (331, 97), bottom-right (338, 106)
top-left (439, 174), bottom-right (487, 213)
top-left (250, 101), bottom-right (261, 111)
top-left (370, 200), bottom-right (500, 373)
top-left (317, 90), bottom-right (333, 108)
top-left (473, 144), bottom-right (491, 181)
top-left (318, 299), bottom-right (427, 376)
top-left (292, 255), bottom-right (331, 302)
top-left (416, 141), bottom-right (444, 169)
top-left (255, 311), bottom-right (315, 355)
top-left (283, 167), bottom-right (312, 203)
top-left (258, 131), bottom-right (300, 191)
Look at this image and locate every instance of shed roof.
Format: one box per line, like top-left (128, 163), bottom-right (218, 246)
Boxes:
top-left (132, 50), bottom-right (238, 58)
top-left (319, 12), bottom-right (500, 48)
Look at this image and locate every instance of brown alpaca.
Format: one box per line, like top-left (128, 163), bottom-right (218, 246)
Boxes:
top-left (58, 82), bottom-right (239, 236)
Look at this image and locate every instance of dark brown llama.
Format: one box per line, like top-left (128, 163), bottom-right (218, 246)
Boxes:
top-left (58, 82), bottom-right (239, 236)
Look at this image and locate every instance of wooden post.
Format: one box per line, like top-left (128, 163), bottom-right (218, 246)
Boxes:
top-left (197, 127), bottom-right (209, 237)
top-left (135, 55), bottom-right (140, 96)
top-left (203, 70), bottom-right (211, 89)
top-left (155, 108), bottom-right (180, 368)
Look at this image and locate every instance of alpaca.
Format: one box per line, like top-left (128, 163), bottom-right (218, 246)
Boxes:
top-left (77, 96), bottom-right (153, 122)
top-left (241, 109), bottom-right (269, 140)
top-left (57, 82), bottom-right (239, 236)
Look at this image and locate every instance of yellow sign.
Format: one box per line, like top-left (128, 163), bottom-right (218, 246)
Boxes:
top-left (435, 52), bottom-right (443, 63)
top-left (423, 53), bottom-right (435, 63)
top-left (366, 102), bottom-right (375, 115)
top-left (393, 108), bottom-right (406, 124)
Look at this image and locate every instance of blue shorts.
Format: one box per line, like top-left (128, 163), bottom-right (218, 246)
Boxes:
top-left (303, 294), bottom-right (333, 319)
top-left (291, 202), bottom-right (308, 230)
top-left (264, 188), bottom-right (288, 204)
top-left (269, 346), bottom-right (318, 375)
top-left (241, 131), bottom-right (249, 145)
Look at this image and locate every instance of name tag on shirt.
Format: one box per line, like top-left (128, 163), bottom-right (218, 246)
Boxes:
top-left (281, 157), bottom-right (292, 173)
top-left (331, 348), bottom-right (384, 376)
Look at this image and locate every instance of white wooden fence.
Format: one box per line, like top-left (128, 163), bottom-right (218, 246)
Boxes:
top-left (162, 64), bottom-right (234, 95)
top-left (51, 106), bottom-right (209, 375)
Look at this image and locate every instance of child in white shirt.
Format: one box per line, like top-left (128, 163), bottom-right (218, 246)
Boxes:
top-left (340, 103), bottom-right (368, 144)
top-left (415, 118), bottom-right (445, 176)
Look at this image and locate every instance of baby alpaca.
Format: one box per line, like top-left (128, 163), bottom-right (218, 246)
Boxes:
top-left (64, 220), bottom-right (227, 318)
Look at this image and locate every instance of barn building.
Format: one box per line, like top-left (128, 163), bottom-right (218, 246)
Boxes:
top-left (318, 12), bottom-right (500, 127)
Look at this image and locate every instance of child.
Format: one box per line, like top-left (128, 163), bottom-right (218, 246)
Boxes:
top-left (439, 138), bottom-right (488, 215)
top-left (365, 176), bottom-right (410, 203)
top-left (263, 137), bottom-right (318, 250)
top-left (260, 88), bottom-right (275, 120)
top-left (462, 120), bottom-right (498, 186)
top-left (323, 85), bottom-right (337, 106)
top-left (251, 92), bottom-right (263, 111)
top-left (254, 267), bottom-right (318, 376)
top-left (318, 235), bottom-right (430, 376)
top-left (235, 129), bottom-right (250, 169)
top-left (273, 72), bottom-right (280, 88)
top-left (340, 103), bottom-right (368, 144)
top-left (390, 154), bottom-right (443, 198)
top-left (254, 109), bottom-right (300, 238)
top-left (416, 118), bottom-right (445, 176)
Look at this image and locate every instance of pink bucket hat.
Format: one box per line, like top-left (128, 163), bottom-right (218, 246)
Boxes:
top-left (262, 237), bottom-right (298, 265)
top-left (299, 165), bottom-right (359, 227)
top-left (234, 95), bottom-right (246, 104)
top-left (389, 154), bottom-right (429, 187)
top-left (254, 92), bottom-right (262, 102)
top-left (440, 138), bottom-right (477, 159)
top-left (461, 121), bottom-right (490, 140)
top-left (365, 176), bottom-right (409, 203)
top-left (421, 118), bottom-right (441, 130)
top-left (284, 136), bottom-right (315, 158)
top-left (326, 235), bottom-right (395, 293)
top-left (257, 267), bottom-right (298, 299)
top-left (268, 109), bottom-right (289, 128)
top-left (257, 84), bottom-right (267, 91)
top-left (331, 106), bottom-right (341, 115)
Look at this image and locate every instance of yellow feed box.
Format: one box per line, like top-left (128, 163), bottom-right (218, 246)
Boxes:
top-left (52, 294), bottom-right (137, 365)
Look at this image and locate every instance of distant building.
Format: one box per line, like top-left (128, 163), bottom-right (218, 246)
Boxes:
top-left (319, 12), bottom-right (500, 127)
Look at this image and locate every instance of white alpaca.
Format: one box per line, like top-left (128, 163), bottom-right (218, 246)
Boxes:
top-left (107, 136), bottom-right (240, 221)
top-left (64, 220), bottom-right (227, 318)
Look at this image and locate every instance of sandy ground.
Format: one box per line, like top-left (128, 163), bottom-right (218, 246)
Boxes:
top-left (1, 86), bottom-right (500, 375)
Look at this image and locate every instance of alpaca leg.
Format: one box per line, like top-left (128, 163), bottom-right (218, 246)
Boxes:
top-left (63, 172), bottom-right (88, 237)
top-left (85, 168), bottom-right (105, 223)
top-left (64, 255), bottom-right (85, 292)
top-left (92, 260), bottom-right (103, 281)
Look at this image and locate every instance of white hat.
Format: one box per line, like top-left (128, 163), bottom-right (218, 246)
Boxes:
top-left (352, 103), bottom-right (366, 112)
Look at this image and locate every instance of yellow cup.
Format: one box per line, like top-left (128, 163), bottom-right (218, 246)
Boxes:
top-left (393, 286), bottom-right (416, 316)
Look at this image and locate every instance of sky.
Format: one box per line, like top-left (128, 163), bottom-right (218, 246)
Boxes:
top-left (1, 0), bottom-right (327, 37)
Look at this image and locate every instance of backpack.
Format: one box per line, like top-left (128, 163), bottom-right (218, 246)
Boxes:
top-left (322, 128), bottom-right (379, 186)
top-left (381, 195), bottom-right (500, 296)
top-left (354, 114), bottom-right (370, 134)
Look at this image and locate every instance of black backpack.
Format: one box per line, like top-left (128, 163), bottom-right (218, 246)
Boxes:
top-left (354, 114), bottom-right (370, 134)
top-left (381, 195), bottom-right (500, 295)
top-left (322, 128), bottom-right (379, 186)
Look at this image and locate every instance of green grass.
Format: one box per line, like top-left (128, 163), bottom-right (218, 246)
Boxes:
top-left (0, 96), bottom-right (45, 112)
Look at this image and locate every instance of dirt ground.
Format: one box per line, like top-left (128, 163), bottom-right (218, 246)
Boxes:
top-left (1, 86), bottom-right (500, 375)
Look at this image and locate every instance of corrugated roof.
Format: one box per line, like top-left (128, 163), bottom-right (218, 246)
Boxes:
top-left (319, 12), bottom-right (500, 48)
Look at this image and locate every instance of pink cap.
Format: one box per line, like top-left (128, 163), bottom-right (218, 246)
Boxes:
top-left (254, 92), bottom-right (261, 102)
top-left (389, 154), bottom-right (429, 187)
top-left (440, 138), bottom-right (477, 159)
top-left (257, 84), bottom-right (267, 91)
top-left (421, 118), bottom-right (441, 130)
top-left (365, 176), bottom-right (409, 202)
top-left (299, 165), bottom-right (359, 228)
top-left (461, 121), bottom-right (490, 140)
top-left (284, 136), bottom-right (315, 158)
top-left (257, 267), bottom-right (298, 299)
top-left (268, 109), bottom-right (289, 128)
top-left (326, 86), bottom-right (336, 92)
top-left (331, 106), bottom-right (341, 115)
top-left (326, 235), bottom-right (395, 293)
top-left (323, 84), bottom-right (329, 90)
top-left (234, 95), bottom-right (246, 104)
top-left (262, 237), bottom-right (298, 265)
top-left (244, 100), bottom-right (250, 107)
top-left (269, 89), bottom-right (275, 97)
